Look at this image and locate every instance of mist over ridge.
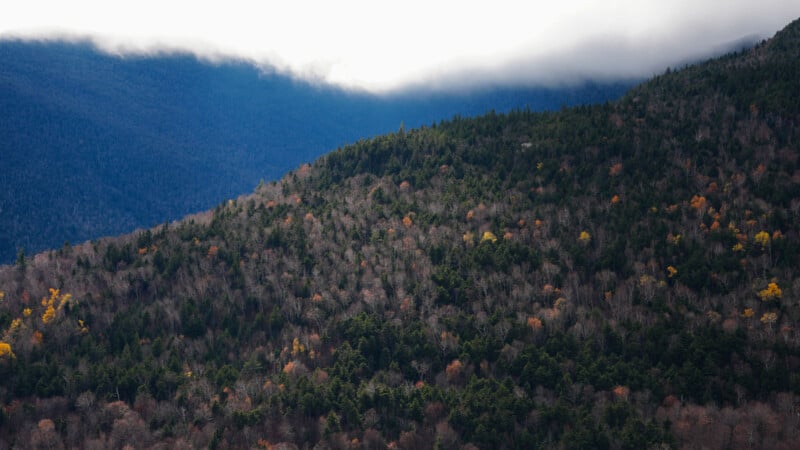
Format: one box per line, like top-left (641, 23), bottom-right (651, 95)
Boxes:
top-left (3, 1), bottom-right (798, 93)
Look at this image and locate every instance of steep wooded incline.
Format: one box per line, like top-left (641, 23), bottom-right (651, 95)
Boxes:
top-left (0, 18), bottom-right (799, 449)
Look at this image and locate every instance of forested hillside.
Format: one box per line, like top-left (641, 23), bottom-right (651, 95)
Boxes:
top-left (0, 41), bottom-right (630, 263)
top-left (0, 18), bottom-right (799, 449)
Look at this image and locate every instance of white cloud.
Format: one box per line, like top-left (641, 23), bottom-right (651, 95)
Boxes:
top-left (1, 0), bottom-right (798, 93)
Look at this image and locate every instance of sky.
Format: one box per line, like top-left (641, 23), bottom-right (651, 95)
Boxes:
top-left (1, 1), bottom-right (799, 93)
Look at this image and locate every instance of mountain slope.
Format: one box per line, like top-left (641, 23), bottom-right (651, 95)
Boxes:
top-left (0, 41), bottom-right (632, 263)
top-left (1, 18), bottom-right (799, 449)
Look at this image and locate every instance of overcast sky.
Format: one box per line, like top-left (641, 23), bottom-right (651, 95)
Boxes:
top-left (1, 1), bottom-right (798, 93)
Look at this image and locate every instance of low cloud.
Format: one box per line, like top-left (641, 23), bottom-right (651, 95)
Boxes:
top-left (2, 0), bottom-right (798, 93)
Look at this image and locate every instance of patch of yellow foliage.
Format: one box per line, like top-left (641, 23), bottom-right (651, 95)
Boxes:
top-left (41, 305), bottom-right (56, 325)
top-left (481, 231), bottom-right (498, 243)
top-left (758, 283), bottom-right (782, 301)
top-left (639, 274), bottom-right (655, 287)
top-left (667, 266), bottom-right (678, 278)
top-left (291, 337), bottom-right (305, 356)
top-left (40, 288), bottom-right (73, 325)
top-left (578, 231), bottom-right (591, 244)
top-left (760, 312), bottom-right (778, 325)
top-left (8, 318), bottom-right (22, 334)
top-left (0, 341), bottom-right (14, 359)
top-left (754, 231), bottom-right (770, 248)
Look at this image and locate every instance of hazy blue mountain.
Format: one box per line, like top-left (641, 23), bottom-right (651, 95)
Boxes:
top-left (0, 41), bottom-right (633, 262)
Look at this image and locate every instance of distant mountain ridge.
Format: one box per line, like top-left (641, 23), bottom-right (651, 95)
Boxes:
top-left (0, 41), bottom-right (633, 263)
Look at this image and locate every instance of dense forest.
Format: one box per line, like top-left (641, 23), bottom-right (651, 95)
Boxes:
top-left (1, 17), bottom-right (799, 449)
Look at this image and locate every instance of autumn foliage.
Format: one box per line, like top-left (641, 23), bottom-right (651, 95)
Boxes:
top-left (1, 21), bottom-right (800, 450)
top-left (0, 341), bottom-right (14, 358)
top-left (758, 283), bottom-right (782, 301)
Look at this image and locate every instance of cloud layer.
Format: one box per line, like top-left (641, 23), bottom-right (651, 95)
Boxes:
top-left (2, 1), bottom-right (799, 93)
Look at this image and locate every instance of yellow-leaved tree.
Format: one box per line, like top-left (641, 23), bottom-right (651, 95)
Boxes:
top-left (758, 282), bottom-right (782, 301)
top-left (667, 266), bottom-right (678, 278)
top-left (40, 288), bottom-right (73, 325)
top-left (755, 231), bottom-right (770, 248)
top-left (760, 312), bottom-right (778, 325)
top-left (291, 337), bottom-right (306, 356)
top-left (0, 341), bottom-right (15, 359)
top-left (481, 231), bottom-right (498, 243)
top-left (41, 304), bottom-right (56, 325)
